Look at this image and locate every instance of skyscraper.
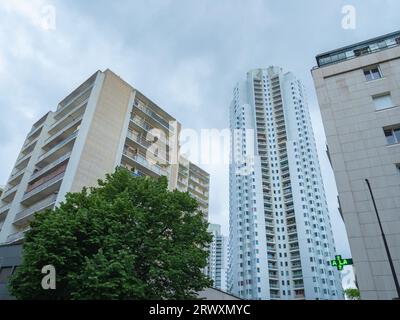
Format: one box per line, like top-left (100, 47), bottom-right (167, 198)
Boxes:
top-left (204, 223), bottom-right (227, 291)
top-left (0, 69), bottom-right (209, 245)
top-left (228, 67), bottom-right (343, 300)
top-left (312, 30), bottom-right (400, 300)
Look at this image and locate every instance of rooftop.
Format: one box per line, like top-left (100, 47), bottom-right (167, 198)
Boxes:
top-left (315, 30), bottom-right (400, 68)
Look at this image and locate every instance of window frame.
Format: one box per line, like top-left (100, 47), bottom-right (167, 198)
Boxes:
top-left (372, 92), bottom-right (394, 111)
top-left (384, 126), bottom-right (400, 145)
top-left (363, 65), bottom-right (382, 81)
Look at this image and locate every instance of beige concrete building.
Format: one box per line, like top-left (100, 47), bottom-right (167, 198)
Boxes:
top-left (177, 156), bottom-right (210, 218)
top-left (0, 69), bottom-right (209, 244)
top-left (312, 31), bottom-right (400, 299)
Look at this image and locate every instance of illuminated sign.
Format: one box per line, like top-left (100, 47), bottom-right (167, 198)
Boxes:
top-left (331, 255), bottom-right (353, 271)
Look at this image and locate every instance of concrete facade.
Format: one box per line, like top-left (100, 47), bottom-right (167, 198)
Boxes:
top-left (204, 224), bottom-right (227, 291)
top-left (228, 67), bottom-right (343, 300)
top-left (312, 31), bottom-right (400, 300)
top-left (0, 69), bottom-right (209, 246)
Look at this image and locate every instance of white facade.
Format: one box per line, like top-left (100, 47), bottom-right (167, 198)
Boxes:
top-left (228, 67), bottom-right (343, 300)
top-left (204, 224), bottom-right (227, 291)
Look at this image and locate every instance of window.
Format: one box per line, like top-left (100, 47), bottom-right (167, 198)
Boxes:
top-left (354, 46), bottom-right (370, 56)
top-left (364, 66), bottom-right (382, 81)
top-left (384, 126), bottom-right (400, 145)
top-left (373, 93), bottom-right (394, 110)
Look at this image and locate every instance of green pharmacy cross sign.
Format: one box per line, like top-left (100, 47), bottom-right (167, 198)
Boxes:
top-left (331, 255), bottom-right (353, 271)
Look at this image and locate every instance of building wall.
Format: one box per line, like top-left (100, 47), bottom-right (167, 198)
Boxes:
top-left (204, 224), bottom-right (227, 291)
top-left (0, 244), bottom-right (22, 300)
top-left (312, 42), bottom-right (400, 300)
top-left (0, 69), bottom-right (209, 246)
top-left (229, 67), bottom-right (343, 300)
top-left (69, 70), bottom-right (132, 193)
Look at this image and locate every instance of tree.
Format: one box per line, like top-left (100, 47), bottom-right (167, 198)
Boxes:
top-left (344, 288), bottom-right (360, 300)
top-left (9, 168), bottom-right (212, 300)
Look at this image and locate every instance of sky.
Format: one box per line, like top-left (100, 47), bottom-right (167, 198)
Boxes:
top-left (0, 0), bottom-right (399, 268)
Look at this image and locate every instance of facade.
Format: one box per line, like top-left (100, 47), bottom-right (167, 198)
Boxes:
top-left (228, 67), bottom-right (343, 300)
top-left (177, 156), bottom-right (210, 219)
top-left (0, 69), bottom-right (209, 245)
top-left (204, 224), bottom-right (227, 290)
top-left (312, 31), bottom-right (400, 300)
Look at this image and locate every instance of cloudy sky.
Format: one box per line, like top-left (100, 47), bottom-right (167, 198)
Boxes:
top-left (0, 0), bottom-right (399, 260)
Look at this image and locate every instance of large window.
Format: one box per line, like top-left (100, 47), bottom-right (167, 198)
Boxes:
top-left (384, 126), bottom-right (400, 145)
top-left (364, 66), bottom-right (382, 81)
top-left (373, 93), bottom-right (394, 110)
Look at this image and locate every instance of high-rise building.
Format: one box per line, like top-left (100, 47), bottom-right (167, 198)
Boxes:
top-left (177, 156), bottom-right (210, 219)
top-left (204, 223), bottom-right (227, 291)
top-left (228, 67), bottom-right (343, 300)
top-left (0, 69), bottom-right (209, 245)
top-left (312, 31), bottom-right (400, 300)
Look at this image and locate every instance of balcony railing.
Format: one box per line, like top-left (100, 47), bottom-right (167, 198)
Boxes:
top-left (15, 152), bottom-right (31, 168)
top-left (30, 152), bottom-right (71, 182)
top-left (134, 101), bottom-right (174, 132)
top-left (123, 152), bottom-right (167, 176)
top-left (6, 228), bottom-right (30, 243)
top-left (22, 172), bottom-right (65, 202)
top-left (0, 204), bottom-right (11, 216)
top-left (2, 185), bottom-right (18, 199)
top-left (38, 131), bottom-right (78, 162)
top-left (14, 194), bottom-right (57, 224)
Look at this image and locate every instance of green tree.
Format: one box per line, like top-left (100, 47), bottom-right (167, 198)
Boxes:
top-left (9, 168), bottom-right (212, 300)
top-left (344, 288), bottom-right (360, 300)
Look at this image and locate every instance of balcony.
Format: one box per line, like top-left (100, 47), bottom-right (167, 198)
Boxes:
top-left (37, 131), bottom-right (78, 166)
top-left (14, 193), bottom-right (57, 227)
top-left (50, 102), bottom-right (87, 135)
top-left (134, 101), bottom-right (173, 133)
top-left (291, 253), bottom-right (301, 261)
top-left (0, 204), bottom-right (11, 219)
top-left (26, 122), bottom-right (44, 140)
top-left (55, 83), bottom-right (93, 120)
top-left (21, 171), bottom-right (65, 206)
top-left (44, 117), bottom-right (82, 150)
top-left (122, 151), bottom-right (168, 177)
top-left (1, 185), bottom-right (18, 203)
top-left (126, 131), bottom-right (169, 164)
top-left (130, 117), bottom-right (169, 146)
top-left (8, 167), bottom-right (25, 186)
top-left (21, 136), bottom-right (39, 155)
top-left (15, 152), bottom-right (31, 170)
top-left (287, 226), bottom-right (297, 234)
top-left (6, 228), bottom-right (30, 244)
top-left (30, 152), bottom-right (71, 182)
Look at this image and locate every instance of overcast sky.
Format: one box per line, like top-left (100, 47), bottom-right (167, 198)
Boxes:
top-left (1, 0), bottom-right (399, 261)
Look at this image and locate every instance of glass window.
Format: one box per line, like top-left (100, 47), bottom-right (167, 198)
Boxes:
top-left (364, 66), bottom-right (382, 81)
top-left (373, 93), bottom-right (393, 110)
top-left (384, 126), bottom-right (400, 145)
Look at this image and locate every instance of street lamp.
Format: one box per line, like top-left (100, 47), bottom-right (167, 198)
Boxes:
top-left (365, 179), bottom-right (400, 300)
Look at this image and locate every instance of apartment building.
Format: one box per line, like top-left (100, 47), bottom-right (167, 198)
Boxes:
top-left (312, 31), bottom-right (400, 300)
top-left (204, 224), bottom-right (227, 290)
top-left (228, 67), bottom-right (343, 300)
top-left (0, 69), bottom-right (209, 245)
top-left (177, 156), bottom-right (210, 218)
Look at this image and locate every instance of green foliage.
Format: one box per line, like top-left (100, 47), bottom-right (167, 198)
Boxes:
top-left (9, 168), bottom-right (212, 300)
top-left (344, 288), bottom-right (360, 300)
